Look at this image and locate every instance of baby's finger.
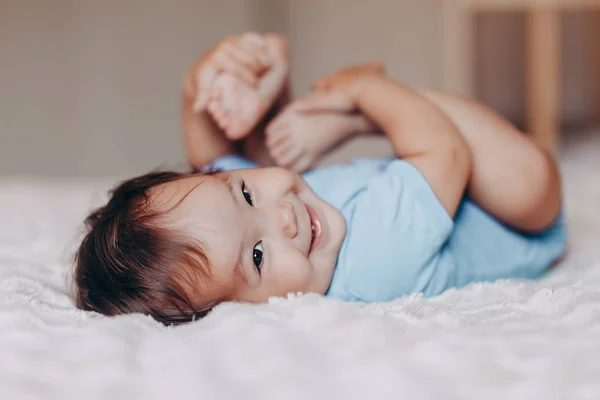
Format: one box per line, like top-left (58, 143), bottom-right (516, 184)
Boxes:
top-left (265, 121), bottom-right (291, 147)
top-left (268, 138), bottom-right (294, 161)
top-left (240, 33), bottom-right (271, 66)
top-left (241, 32), bottom-right (265, 47)
top-left (265, 111), bottom-right (292, 137)
top-left (193, 94), bottom-right (208, 113)
top-left (290, 156), bottom-right (313, 174)
top-left (222, 42), bottom-right (264, 75)
top-left (266, 134), bottom-right (289, 157)
top-left (193, 67), bottom-right (218, 112)
top-left (211, 84), bottom-right (223, 102)
top-left (214, 54), bottom-right (259, 87)
top-left (266, 129), bottom-right (291, 149)
top-left (265, 115), bottom-right (288, 137)
top-left (276, 147), bottom-right (303, 169)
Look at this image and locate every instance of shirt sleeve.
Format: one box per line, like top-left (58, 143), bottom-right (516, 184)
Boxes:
top-left (335, 159), bottom-right (454, 302)
top-left (203, 155), bottom-right (258, 172)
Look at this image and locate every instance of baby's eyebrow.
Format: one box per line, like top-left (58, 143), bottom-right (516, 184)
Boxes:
top-left (222, 176), bottom-right (237, 205)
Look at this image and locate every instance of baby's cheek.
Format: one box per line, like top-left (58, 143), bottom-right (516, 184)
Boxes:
top-left (267, 254), bottom-right (313, 295)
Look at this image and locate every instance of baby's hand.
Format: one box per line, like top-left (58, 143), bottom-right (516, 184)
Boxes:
top-left (265, 101), bottom-right (368, 173)
top-left (183, 33), bottom-right (271, 113)
top-left (205, 35), bottom-right (289, 140)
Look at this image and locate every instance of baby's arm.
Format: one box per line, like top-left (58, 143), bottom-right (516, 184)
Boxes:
top-left (182, 73), bottom-right (234, 170)
top-left (298, 65), bottom-right (472, 218)
top-left (416, 90), bottom-right (561, 232)
top-left (357, 76), bottom-right (471, 217)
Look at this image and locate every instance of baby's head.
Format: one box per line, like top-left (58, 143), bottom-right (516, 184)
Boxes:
top-left (74, 166), bottom-right (346, 325)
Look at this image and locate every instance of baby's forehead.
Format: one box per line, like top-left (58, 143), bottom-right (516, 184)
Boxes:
top-left (150, 174), bottom-right (221, 212)
top-left (150, 174), bottom-right (241, 262)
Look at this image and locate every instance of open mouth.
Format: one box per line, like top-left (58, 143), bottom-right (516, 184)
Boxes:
top-left (306, 204), bottom-right (322, 253)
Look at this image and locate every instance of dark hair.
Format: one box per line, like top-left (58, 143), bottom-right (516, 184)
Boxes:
top-left (74, 170), bottom-right (218, 325)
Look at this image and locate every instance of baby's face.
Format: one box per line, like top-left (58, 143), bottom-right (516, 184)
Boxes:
top-left (153, 167), bottom-right (346, 306)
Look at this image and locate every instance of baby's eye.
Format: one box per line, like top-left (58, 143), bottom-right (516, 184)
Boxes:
top-left (253, 241), bottom-right (263, 273)
top-left (242, 181), bottom-right (253, 206)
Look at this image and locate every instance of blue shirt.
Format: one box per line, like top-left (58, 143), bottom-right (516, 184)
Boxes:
top-left (210, 155), bottom-right (566, 302)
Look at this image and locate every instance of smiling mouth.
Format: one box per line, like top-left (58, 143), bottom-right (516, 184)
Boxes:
top-left (306, 204), bottom-right (322, 253)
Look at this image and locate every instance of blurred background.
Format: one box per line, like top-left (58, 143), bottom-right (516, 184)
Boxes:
top-left (1, 0), bottom-right (598, 178)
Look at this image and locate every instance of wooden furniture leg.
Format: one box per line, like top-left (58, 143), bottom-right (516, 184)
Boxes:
top-left (525, 8), bottom-right (561, 152)
top-left (441, 1), bottom-right (475, 98)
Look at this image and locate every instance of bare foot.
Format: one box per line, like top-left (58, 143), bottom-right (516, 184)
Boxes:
top-left (265, 105), bottom-right (371, 173)
top-left (207, 35), bottom-right (289, 140)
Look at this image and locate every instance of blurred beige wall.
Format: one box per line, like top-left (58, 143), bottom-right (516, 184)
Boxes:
top-left (0, 0), bottom-right (264, 177)
top-left (0, 0), bottom-right (597, 177)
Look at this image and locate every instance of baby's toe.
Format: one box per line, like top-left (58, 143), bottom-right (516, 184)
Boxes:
top-left (278, 149), bottom-right (302, 169)
top-left (207, 100), bottom-right (217, 114)
top-left (208, 102), bottom-right (229, 130)
top-left (208, 99), bottom-right (225, 116)
top-left (208, 101), bottom-right (223, 118)
top-left (271, 142), bottom-right (296, 165)
top-left (221, 112), bottom-right (236, 131)
top-left (266, 119), bottom-right (289, 138)
top-left (225, 119), bottom-right (248, 140)
top-left (291, 159), bottom-right (308, 173)
top-left (269, 126), bottom-right (295, 148)
top-left (206, 101), bottom-right (220, 121)
top-left (235, 120), bottom-right (251, 139)
top-left (211, 85), bottom-right (223, 102)
top-left (270, 111), bottom-right (293, 129)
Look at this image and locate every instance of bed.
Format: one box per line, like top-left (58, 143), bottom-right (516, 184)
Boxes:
top-left (1, 131), bottom-right (599, 400)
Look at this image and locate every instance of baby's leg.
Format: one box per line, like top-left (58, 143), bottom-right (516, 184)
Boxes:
top-left (207, 34), bottom-right (289, 140)
top-left (264, 104), bottom-right (375, 172)
top-left (420, 90), bottom-right (562, 233)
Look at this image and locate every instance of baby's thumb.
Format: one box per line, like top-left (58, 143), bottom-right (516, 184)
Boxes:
top-left (192, 68), bottom-right (217, 112)
top-left (193, 94), bottom-right (208, 112)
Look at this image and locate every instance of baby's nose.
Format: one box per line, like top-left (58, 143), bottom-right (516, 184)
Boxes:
top-left (277, 201), bottom-right (298, 239)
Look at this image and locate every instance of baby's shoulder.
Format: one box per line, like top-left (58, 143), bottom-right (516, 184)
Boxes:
top-left (302, 157), bottom-right (395, 210)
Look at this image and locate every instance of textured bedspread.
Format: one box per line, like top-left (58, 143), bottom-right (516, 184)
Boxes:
top-left (1, 134), bottom-right (599, 399)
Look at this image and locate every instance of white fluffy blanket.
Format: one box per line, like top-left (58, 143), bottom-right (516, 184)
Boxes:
top-left (1, 135), bottom-right (599, 400)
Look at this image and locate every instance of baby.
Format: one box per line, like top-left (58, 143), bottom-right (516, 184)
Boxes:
top-left (74, 33), bottom-right (567, 325)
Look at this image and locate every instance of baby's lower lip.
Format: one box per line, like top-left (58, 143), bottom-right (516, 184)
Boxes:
top-left (306, 204), bottom-right (322, 253)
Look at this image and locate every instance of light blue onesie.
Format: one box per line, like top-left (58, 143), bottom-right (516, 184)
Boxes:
top-left (210, 155), bottom-right (567, 302)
